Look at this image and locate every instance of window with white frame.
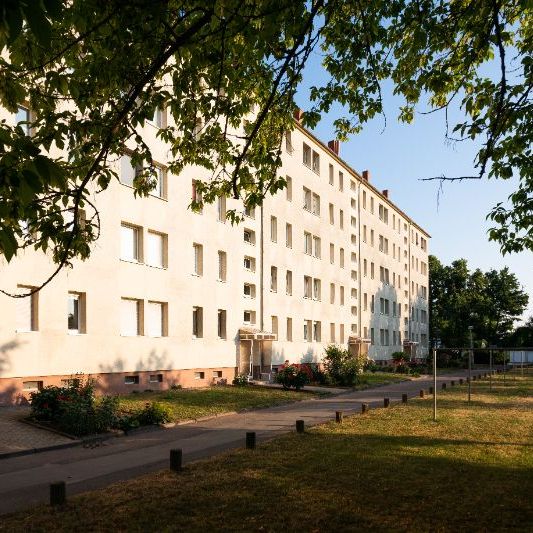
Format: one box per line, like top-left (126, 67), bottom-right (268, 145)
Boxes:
top-left (330, 242), bottom-right (334, 264)
top-left (330, 283), bottom-right (335, 304)
top-left (120, 223), bottom-right (142, 262)
top-left (68, 292), bottom-right (85, 333)
top-left (339, 209), bottom-right (344, 229)
top-left (304, 319), bottom-right (312, 342)
top-left (218, 309), bottom-right (227, 339)
top-left (243, 310), bottom-right (256, 325)
top-left (304, 231), bottom-right (312, 255)
top-left (339, 248), bottom-right (345, 268)
top-left (270, 266), bottom-right (278, 292)
top-left (217, 196), bottom-right (226, 222)
top-left (313, 321), bottom-right (321, 341)
top-left (120, 154), bottom-right (138, 186)
top-left (303, 187), bottom-right (312, 211)
top-left (286, 270), bottom-right (293, 295)
top-left (371, 262), bottom-right (375, 279)
top-left (285, 131), bottom-right (293, 153)
top-left (312, 193), bottom-right (320, 215)
top-left (329, 164), bottom-right (334, 185)
top-left (146, 231), bottom-right (166, 268)
top-left (338, 171), bottom-right (344, 191)
top-left (16, 286), bottom-right (38, 332)
top-left (330, 322), bottom-right (336, 342)
top-left (218, 250), bottom-right (227, 281)
top-left (303, 143), bottom-right (311, 167)
top-left (191, 180), bottom-right (203, 213)
top-left (286, 317), bottom-right (293, 341)
top-left (244, 283), bottom-right (256, 298)
top-left (329, 203), bottom-right (334, 225)
top-left (16, 105), bottom-right (32, 136)
top-left (304, 276), bottom-right (312, 298)
top-left (193, 243), bottom-right (203, 276)
top-left (244, 204), bottom-right (255, 218)
top-left (121, 298), bottom-right (141, 336)
top-left (339, 324), bottom-right (345, 343)
top-left (313, 278), bottom-right (321, 301)
top-left (151, 165), bottom-right (166, 199)
top-left (285, 223), bottom-right (292, 248)
top-left (270, 216), bottom-right (277, 242)
top-left (146, 301), bottom-right (166, 337)
top-left (312, 151), bottom-right (320, 174)
top-left (286, 176), bottom-right (292, 201)
top-left (243, 228), bottom-right (255, 245)
top-left (244, 255), bottom-right (255, 271)
top-left (313, 236), bottom-right (321, 258)
top-left (340, 286), bottom-right (345, 305)
top-left (271, 315), bottom-right (278, 336)
top-left (192, 306), bottom-right (203, 338)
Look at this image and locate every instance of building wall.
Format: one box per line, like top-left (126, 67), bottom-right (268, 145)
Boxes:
top-left (0, 108), bottom-right (430, 402)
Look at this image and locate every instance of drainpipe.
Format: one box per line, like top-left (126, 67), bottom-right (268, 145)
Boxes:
top-left (408, 222), bottom-right (412, 359)
top-left (259, 201), bottom-right (264, 375)
top-left (357, 179), bottom-right (362, 342)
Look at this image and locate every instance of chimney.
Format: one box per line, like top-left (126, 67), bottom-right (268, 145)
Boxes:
top-left (327, 139), bottom-right (340, 155)
top-left (293, 108), bottom-right (304, 122)
top-left (362, 169), bottom-right (370, 182)
top-left (382, 189), bottom-right (389, 198)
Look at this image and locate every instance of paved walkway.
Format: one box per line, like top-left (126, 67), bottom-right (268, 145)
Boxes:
top-left (0, 407), bottom-right (73, 456)
top-left (0, 369), bottom-right (488, 515)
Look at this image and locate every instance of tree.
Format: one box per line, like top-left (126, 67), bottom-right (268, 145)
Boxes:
top-left (429, 255), bottom-right (529, 347)
top-left (0, 1), bottom-right (531, 295)
top-left (503, 316), bottom-right (533, 347)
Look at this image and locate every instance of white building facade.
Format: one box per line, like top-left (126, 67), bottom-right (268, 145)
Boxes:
top-left (0, 108), bottom-right (429, 402)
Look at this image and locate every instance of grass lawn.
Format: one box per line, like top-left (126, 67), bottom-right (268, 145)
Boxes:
top-left (117, 385), bottom-right (326, 422)
top-left (3, 370), bottom-right (531, 532)
top-left (352, 371), bottom-right (412, 389)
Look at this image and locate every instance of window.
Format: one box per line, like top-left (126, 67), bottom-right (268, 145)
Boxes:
top-left (304, 231), bottom-right (312, 255)
top-left (312, 151), bottom-right (320, 174)
top-left (351, 324), bottom-right (357, 334)
top-left (329, 203), bottom-right (334, 225)
top-left (16, 286), bottom-right (38, 332)
top-left (330, 243), bottom-right (335, 264)
top-left (270, 216), bottom-right (277, 242)
top-left (364, 259), bottom-right (367, 277)
top-left (244, 228), bottom-right (255, 245)
top-left (121, 298), bottom-right (141, 336)
top-left (271, 316), bottom-right (278, 336)
top-left (338, 286), bottom-right (345, 306)
top-left (362, 190), bottom-right (367, 209)
top-left (339, 210), bottom-right (344, 229)
top-left (16, 105), bottom-right (31, 136)
top-left (121, 224), bottom-right (141, 262)
top-left (304, 276), bottom-right (312, 298)
top-left (150, 374), bottom-right (163, 383)
top-left (286, 270), bottom-right (293, 295)
top-left (149, 106), bottom-right (165, 128)
top-left (363, 293), bottom-right (368, 311)
top-left (68, 292), bottom-right (85, 333)
top-left (286, 176), bottom-right (292, 201)
top-left (313, 278), bottom-right (321, 301)
top-left (371, 295), bottom-right (375, 312)
top-left (244, 256), bottom-right (255, 271)
top-left (120, 154), bottom-right (138, 186)
top-left (193, 243), bottom-right (203, 276)
top-left (330, 283), bottom-right (335, 304)
top-left (351, 216), bottom-right (357, 229)
top-left (312, 193), bottom-right (320, 215)
top-left (371, 262), bottom-right (375, 279)
top-left (421, 237), bottom-right (427, 252)
top-left (313, 236), bottom-right (321, 258)
top-left (370, 229), bottom-right (375, 247)
top-left (329, 164), bottom-right (334, 185)
top-left (244, 204), bottom-right (255, 218)
top-left (243, 283), bottom-right (256, 298)
top-left (151, 165), bottom-right (166, 199)
top-left (313, 321), bottom-right (321, 342)
top-left (217, 196), bottom-right (226, 222)
top-left (340, 248), bottom-right (345, 268)
top-left (304, 319), bottom-right (312, 342)
top-left (285, 131), bottom-right (293, 153)
top-left (351, 270), bottom-right (357, 281)
top-left (285, 223), bottom-right (292, 248)
top-left (370, 197), bottom-right (374, 214)
top-left (351, 252), bottom-right (357, 264)
top-left (147, 301), bottom-right (166, 337)
top-left (218, 251), bottom-right (227, 281)
top-left (351, 287), bottom-right (357, 298)
top-left (370, 328), bottom-right (375, 345)
top-left (351, 234), bottom-right (357, 246)
top-left (244, 310), bottom-right (256, 325)
top-left (351, 198), bottom-right (356, 209)
top-left (125, 376), bottom-right (140, 385)
top-left (146, 231), bottom-right (166, 268)
top-left (194, 372), bottom-right (205, 380)
top-left (270, 266), bottom-right (278, 292)
top-left (303, 143), bottom-right (311, 167)
top-left (303, 187), bottom-right (312, 211)
top-left (191, 180), bottom-right (203, 213)
top-left (286, 317), bottom-right (293, 341)
top-left (338, 172), bottom-right (344, 191)
top-left (330, 323), bottom-right (335, 342)
top-left (192, 306), bottom-right (203, 338)
top-left (340, 324), bottom-right (345, 344)
top-left (218, 310), bottom-right (227, 339)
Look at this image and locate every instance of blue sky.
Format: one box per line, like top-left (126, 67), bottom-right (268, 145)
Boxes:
top-left (296, 55), bottom-right (532, 324)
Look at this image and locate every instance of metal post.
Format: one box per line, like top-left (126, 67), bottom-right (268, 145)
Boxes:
top-left (468, 327), bottom-right (473, 403)
top-left (170, 448), bottom-right (183, 471)
top-left (433, 345), bottom-right (437, 421)
top-left (503, 351), bottom-right (506, 386)
top-left (489, 348), bottom-right (493, 391)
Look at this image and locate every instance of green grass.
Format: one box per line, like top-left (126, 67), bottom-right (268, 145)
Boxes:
top-left (352, 371), bottom-right (412, 389)
top-left (117, 385), bottom-right (325, 422)
top-left (2, 370), bottom-right (531, 532)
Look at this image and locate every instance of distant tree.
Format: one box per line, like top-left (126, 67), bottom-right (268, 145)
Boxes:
top-left (503, 316), bottom-right (533, 347)
top-left (429, 255), bottom-right (529, 347)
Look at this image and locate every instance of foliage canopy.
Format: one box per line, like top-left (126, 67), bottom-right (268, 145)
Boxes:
top-left (0, 0), bottom-right (531, 293)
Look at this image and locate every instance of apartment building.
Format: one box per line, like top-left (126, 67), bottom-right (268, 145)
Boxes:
top-left (0, 107), bottom-right (429, 402)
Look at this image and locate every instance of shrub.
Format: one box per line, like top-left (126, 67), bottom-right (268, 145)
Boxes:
top-left (135, 402), bottom-right (173, 425)
top-left (233, 374), bottom-right (249, 386)
top-left (322, 345), bottom-right (368, 386)
top-left (275, 365), bottom-right (309, 390)
top-left (392, 351), bottom-right (409, 364)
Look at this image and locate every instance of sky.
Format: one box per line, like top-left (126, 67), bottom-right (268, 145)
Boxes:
top-left (295, 53), bottom-right (532, 325)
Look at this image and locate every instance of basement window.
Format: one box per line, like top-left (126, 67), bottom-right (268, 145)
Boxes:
top-left (149, 374), bottom-right (163, 383)
top-left (194, 372), bottom-right (205, 380)
top-left (22, 380), bottom-right (43, 391)
top-left (125, 376), bottom-right (140, 385)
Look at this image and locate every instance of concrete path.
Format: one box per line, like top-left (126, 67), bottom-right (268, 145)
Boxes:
top-left (0, 407), bottom-right (74, 456)
top-left (0, 369), bottom-right (488, 516)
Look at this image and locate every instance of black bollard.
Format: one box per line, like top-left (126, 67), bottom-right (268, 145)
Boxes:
top-left (170, 448), bottom-right (183, 471)
top-left (50, 481), bottom-right (66, 506)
